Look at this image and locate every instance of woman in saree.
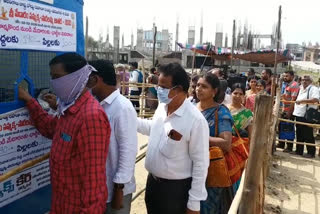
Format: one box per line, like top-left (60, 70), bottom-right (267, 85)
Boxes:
top-left (229, 83), bottom-right (253, 138)
top-left (196, 73), bottom-right (234, 214)
top-left (228, 83), bottom-right (253, 192)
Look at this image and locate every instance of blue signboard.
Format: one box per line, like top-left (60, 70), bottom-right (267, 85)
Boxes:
top-left (0, 0), bottom-right (84, 213)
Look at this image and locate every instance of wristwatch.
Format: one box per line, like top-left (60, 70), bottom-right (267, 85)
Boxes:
top-left (114, 183), bottom-right (125, 189)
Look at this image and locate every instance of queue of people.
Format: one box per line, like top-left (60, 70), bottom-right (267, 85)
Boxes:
top-left (279, 71), bottom-right (320, 158)
top-left (17, 52), bottom-right (319, 214)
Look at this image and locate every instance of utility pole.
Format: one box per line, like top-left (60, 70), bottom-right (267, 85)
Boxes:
top-left (274, 5), bottom-right (282, 76)
top-left (231, 20), bottom-right (236, 70)
top-left (85, 16), bottom-right (88, 59)
top-left (153, 25), bottom-right (157, 67)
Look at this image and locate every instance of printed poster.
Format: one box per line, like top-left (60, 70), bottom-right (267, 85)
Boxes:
top-left (0, 108), bottom-right (52, 207)
top-left (0, 0), bottom-right (77, 52)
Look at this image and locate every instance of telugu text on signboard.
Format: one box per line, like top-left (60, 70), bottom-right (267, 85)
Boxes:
top-left (0, 0), bottom-right (77, 52)
top-left (0, 108), bottom-right (51, 208)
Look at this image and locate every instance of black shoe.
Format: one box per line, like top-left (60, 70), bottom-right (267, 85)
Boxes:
top-left (289, 150), bottom-right (303, 156)
top-left (304, 154), bottom-right (315, 159)
top-left (277, 145), bottom-right (285, 149)
top-left (283, 148), bottom-right (292, 153)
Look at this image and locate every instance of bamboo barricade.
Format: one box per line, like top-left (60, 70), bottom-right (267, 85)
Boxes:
top-left (278, 118), bottom-right (320, 128)
top-left (280, 100), bottom-right (320, 106)
top-left (276, 138), bottom-right (320, 148)
top-left (120, 81), bottom-right (158, 118)
top-left (239, 95), bottom-right (273, 214)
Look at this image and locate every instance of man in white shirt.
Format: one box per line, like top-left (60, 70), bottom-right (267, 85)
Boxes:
top-left (293, 75), bottom-right (320, 158)
top-left (137, 63), bottom-right (209, 214)
top-left (129, 62), bottom-right (142, 109)
top-left (90, 60), bottom-right (138, 214)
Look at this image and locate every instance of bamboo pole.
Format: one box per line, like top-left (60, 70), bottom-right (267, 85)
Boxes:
top-left (152, 26), bottom-right (157, 67)
top-left (135, 151), bottom-right (146, 164)
top-left (239, 94), bottom-right (273, 214)
top-left (191, 50), bottom-right (196, 74)
top-left (132, 187), bottom-right (146, 202)
top-left (273, 6), bottom-right (282, 76)
top-left (140, 59), bottom-right (146, 118)
top-left (280, 100), bottom-right (320, 106)
top-left (278, 118), bottom-right (320, 128)
top-left (0, 153), bottom-right (50, 183)
top-left (85, 16), bottom-right (89, 59)
top-left (276, 138), bottom-right (320, 148)
top-left (121, 83), bottom-right (156, 87)
top-left (231, 20), bottom-right (236, 70)
top-left (228, 169), bottom-right (246, 214)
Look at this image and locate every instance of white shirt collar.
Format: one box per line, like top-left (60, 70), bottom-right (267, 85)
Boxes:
top-left (164, 99), bottom-right (188, 117)
top-left (100, 89), bottom-right (120, 105)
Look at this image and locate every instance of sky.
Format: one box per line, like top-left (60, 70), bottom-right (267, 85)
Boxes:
top-left (83, 0), bottom-right (320, 48)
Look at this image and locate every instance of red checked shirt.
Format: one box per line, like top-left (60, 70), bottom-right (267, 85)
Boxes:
top-left (26, 91), bottom-right (110, 214)
top-left (283, 81), bottom-right (300, 114)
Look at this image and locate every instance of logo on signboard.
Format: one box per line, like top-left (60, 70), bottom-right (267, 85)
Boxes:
top-left (0, 5), bottom-right (9, 20)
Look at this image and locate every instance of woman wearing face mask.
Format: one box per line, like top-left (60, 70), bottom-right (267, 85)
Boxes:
top-left (196, 73), bottom-right (234, 214)
top-left (245, 79), bottom-right (266, 112)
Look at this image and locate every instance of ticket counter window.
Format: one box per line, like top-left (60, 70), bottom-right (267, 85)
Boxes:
top-left (0, 50), bottom-right (55, 104)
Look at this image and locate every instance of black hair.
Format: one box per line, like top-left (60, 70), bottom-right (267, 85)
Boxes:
top-left (248, 68), bottom-right (255, 73)
top-left (257, 79), bottom-right (266, 88)
top-left (49, 53), bottom-right (87, 73)
top-left (129, 62), bottom-right (138, 69)
top-left (89, 60), bottom-right (117, 86)
top-left (284, 70), bottom-right (294, 76)
top-left (150, 67), bottom-right (156, 74)
top-left (264, 69), bottom-right (272, 76)
top-left (158, 63), bottom-right (189, 93)
top-left (248, 76), bottom-right (259, 82)
top-left (231, 83), bottom-right (246, 94)
top-left (191, 75), bottom-right (200, 83)
top-left (200, 73), bottom-right (222, 103)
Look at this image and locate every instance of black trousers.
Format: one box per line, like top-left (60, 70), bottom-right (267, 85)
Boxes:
top-left (145, 174), bottom-right (192, 214)
top-left (130, 90), bottom-right (140, 109)
top-left (295, 116), bottom-right (315, 155)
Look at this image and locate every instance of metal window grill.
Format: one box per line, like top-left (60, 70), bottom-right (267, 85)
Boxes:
top-left (0, 50), bottom-right (21, 103)
top-left (0, 50), bottom-right (56, 104)
top-left (28, 51), bottom-right (56, 98)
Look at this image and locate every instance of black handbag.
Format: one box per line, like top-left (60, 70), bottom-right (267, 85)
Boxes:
top-left (304, 86), bottom-right (320, 124)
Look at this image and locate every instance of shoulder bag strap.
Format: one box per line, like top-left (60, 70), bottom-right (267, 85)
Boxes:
top-left (215, 105), bottom-right (220, 137)
top-left (233, 125), bottom-right (241, 138)
top-left (306, 86), bottom-right (311, 109)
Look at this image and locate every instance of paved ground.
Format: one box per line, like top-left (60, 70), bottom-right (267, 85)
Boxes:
top-left (265, 148), bottom-right (320, 214)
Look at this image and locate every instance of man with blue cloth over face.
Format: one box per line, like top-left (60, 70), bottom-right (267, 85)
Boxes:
top-left (137, 63), bottom-right (209, 214)
top-left (18, 53), bottom-right (111, 214)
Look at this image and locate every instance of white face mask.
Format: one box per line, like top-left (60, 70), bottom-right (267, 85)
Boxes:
top-left (157, 86), bottom-right (177, 104)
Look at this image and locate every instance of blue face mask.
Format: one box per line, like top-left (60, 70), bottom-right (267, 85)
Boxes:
top-left (157, 86), bottom-right (177, 104)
